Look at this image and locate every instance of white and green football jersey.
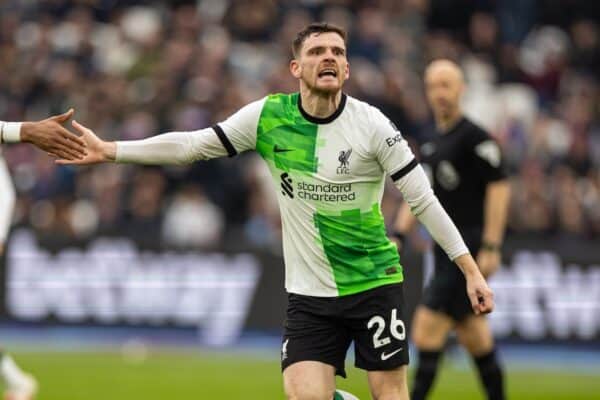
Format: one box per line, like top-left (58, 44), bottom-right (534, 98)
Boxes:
top-left (215, 93), bottom-right (418, 297)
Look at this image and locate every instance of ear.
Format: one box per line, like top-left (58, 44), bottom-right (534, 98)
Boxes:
top-left (344, 61), bottom-right (350, 80)
top-left (290, 59), bottom-right (302, 79)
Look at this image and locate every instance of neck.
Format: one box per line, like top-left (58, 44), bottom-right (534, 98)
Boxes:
top-left (435, 108), bottom-right (463, 133)
top-left (299, 86), bottom-right (341, 118)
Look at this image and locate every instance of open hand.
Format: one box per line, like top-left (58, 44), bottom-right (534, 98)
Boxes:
top-left (21, 109), bottom-right (86, 160)
top-left (55, 120), bottom-right (115, 165)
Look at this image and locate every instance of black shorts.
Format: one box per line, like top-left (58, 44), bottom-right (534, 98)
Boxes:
top-left (281, 283), bottom-right (409, 378)
top-left (422, 228), bottom-right (482, 321)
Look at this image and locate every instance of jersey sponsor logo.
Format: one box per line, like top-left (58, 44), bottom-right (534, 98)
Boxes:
top-left (436, 160), bottom-right (460, 190)
top-left (274, 145), bottom-right (294, 153)
top-left (297, 181), bottom-right (356, 202)
top-left (280, 173), bottom-right (294, 198)
top-left (280, 173), bottom-right (358, 203)
top-left (380, 347), bottom-right (403, 361)
top-left (385, 133), bottom-right (403, 147)
top-left (337, 149), bottom-right (352, 175)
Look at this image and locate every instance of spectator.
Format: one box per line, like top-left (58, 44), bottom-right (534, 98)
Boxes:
top-left (0, 1), bottom-right (597, 248)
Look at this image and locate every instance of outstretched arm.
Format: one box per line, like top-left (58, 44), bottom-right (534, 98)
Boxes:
top-left (56, 121), bottom-right (236, 165)
top-left (56, 98), bottom-right (265, 166)
top-left (1, 109), bottom-right (86, 160)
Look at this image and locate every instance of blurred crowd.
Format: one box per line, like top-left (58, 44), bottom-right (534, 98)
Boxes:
top-left (0, 0), bottom-right (598, 251)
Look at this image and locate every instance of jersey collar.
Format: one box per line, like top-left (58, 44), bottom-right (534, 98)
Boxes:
top-left (441, 116), bottom-right (466, 135)
top-left (297, 93), bottom-right (347, 124)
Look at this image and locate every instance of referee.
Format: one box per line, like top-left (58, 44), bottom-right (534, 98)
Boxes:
top-left (393, 60), bottom-right (510, 400)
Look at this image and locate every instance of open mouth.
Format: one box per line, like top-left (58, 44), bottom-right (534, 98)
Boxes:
top-left (318, 68), bottom-right (338, 78)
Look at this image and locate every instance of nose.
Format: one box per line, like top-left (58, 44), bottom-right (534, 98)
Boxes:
top-left (323, 47), bottom-right (336, 60)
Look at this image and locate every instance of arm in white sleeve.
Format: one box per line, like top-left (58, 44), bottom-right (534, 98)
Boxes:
top-left (0, 121), bottom-right (23, 144)
top-left (394, 164), bottom-right (469, 260)
top-left (115, 98), bottom-right (263, 165)
top-left (0, 158), bottom-right (16, 244)
top-left (115, 127), bottom-right (230, 165)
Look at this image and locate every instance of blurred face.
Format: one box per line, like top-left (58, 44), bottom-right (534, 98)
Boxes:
top-left (290, 32), bottom-right (350, 95)
top-left (424, 62), bottom-right (464, 120)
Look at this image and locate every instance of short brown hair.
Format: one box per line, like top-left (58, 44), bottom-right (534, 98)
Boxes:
top-left (292, 22), bottom-right (347, 57)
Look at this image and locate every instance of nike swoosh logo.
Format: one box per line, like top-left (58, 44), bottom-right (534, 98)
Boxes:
top-left (274, 145), bottom-right (293, 153)
top-left (381, 348), bottom-right (403, 361)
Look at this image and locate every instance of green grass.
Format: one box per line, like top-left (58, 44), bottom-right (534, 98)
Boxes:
top-left (2, 349), bottom-right (598, 399)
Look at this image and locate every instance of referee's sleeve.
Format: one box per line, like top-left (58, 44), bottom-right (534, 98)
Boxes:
top-left (470, 129), bottom-right (507, 183)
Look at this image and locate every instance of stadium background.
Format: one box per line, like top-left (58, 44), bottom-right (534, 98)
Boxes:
top-left (0, 0), bottom-right (599, 398)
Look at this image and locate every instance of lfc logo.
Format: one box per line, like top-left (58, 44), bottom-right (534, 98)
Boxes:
top-left (337, 149), bottom-right (352, 175)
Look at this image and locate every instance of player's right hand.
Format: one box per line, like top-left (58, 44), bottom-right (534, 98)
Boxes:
top-left (55, 120), bottom-right (116, 165)
top-left (21, 109), bottom-right (86, 160)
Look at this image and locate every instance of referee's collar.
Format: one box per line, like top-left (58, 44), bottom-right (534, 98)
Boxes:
top-left (298, 93), bottom-right (347, 124)
top-left (441, 116), bottom-right (467, 135)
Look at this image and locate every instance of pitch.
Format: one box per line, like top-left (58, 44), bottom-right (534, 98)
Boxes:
top-left (1, 349), bottom-right (597, 399)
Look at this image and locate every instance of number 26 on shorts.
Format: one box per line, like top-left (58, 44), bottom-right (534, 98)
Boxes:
top-left (367, 308), bottom-right (406, 349)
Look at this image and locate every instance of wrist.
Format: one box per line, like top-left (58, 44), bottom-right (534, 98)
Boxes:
top-left (481, 241), bottom-right (501, 252)
top-left (103, 141), bottom-right (117, 162)
top-left (2, 121), bottom-right (23, 143)
top-left (454, 253), bottom-right (480, 276)
top-left (391, 231), bottom-right (406, 242)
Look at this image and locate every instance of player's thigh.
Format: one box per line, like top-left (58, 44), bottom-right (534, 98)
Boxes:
top-left (282, 294), bottom-right (352, 378)
top-left (411, 305), bottom-right (453, 350)
top-left (455, 314), bottom-right (494, 356)
top-left (367, 365), bottom-right (409, 400)
top-left (350, 284), bottom-right (409, 372)
top-left (283, 361), bottom-right (336, 400)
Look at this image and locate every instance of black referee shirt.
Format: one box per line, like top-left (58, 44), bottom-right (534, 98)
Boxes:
top-left (419, 117), bottom-right (507, 230)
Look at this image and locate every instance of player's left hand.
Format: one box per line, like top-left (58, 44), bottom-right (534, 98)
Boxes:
top-left (476, 249), bottom-right (501, 278)
top-left (465, 270), bottom-right (494, 315)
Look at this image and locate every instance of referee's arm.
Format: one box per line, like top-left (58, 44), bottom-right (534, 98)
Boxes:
top-left (472, 134), bottom-right (510, 277)
top-left (478, 179), bottom-right (510, 277)
top-left (390, 201), bottom-right (416, 251)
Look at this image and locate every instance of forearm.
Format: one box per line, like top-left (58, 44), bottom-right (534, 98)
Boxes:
top-left (115, 132), bottom-right (195, 165)
top-left (482, 180), bottom-right (511, 246)
top-left (115, 129), bottom-right (225, 165)
top-left (454, 253), bottom-right (482, 276)
top-left (395, 165), bottom-right (469, 260)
